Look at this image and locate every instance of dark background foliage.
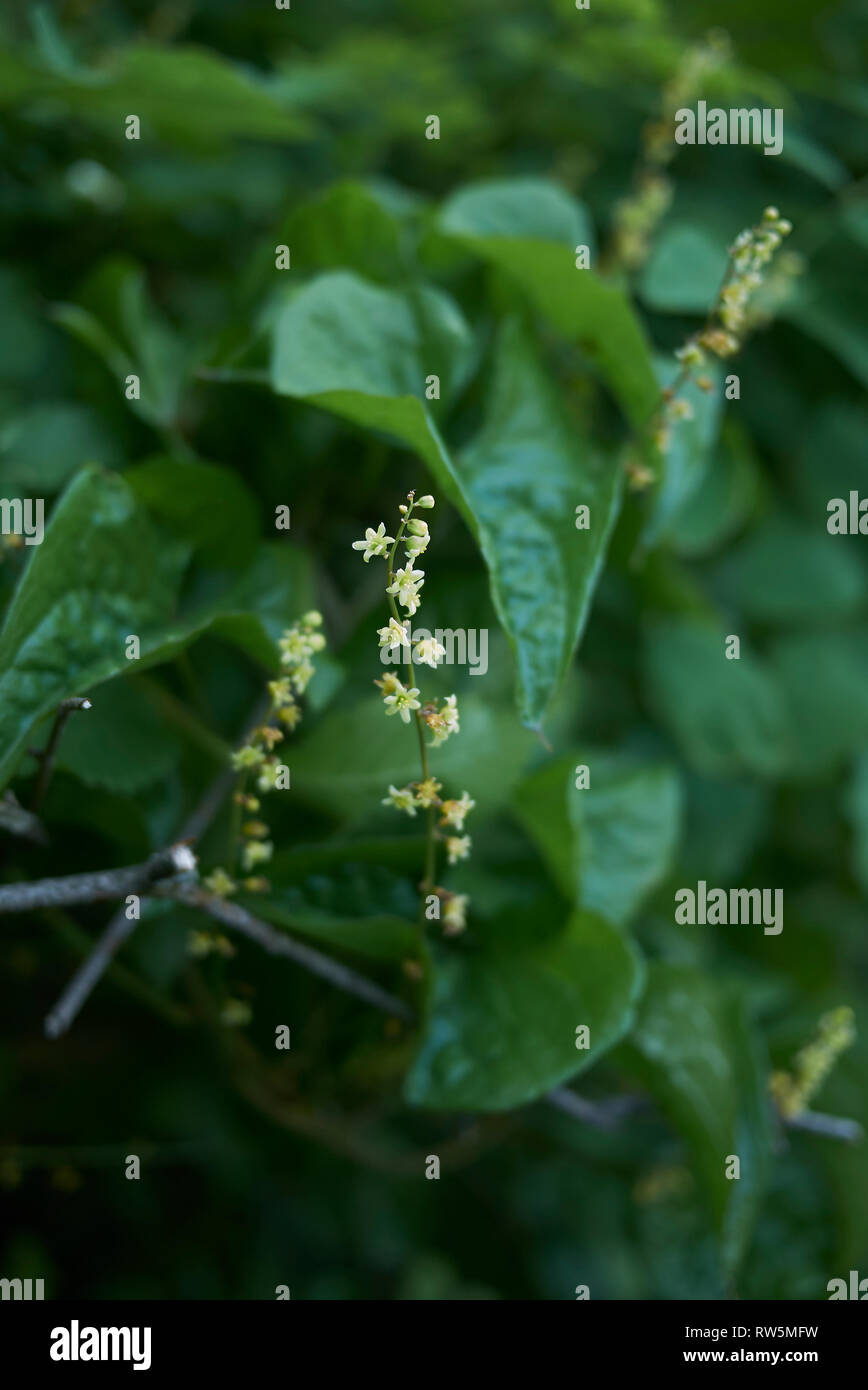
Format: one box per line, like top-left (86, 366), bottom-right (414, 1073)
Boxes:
top-left (1, 0), bottom-right (867, 1299)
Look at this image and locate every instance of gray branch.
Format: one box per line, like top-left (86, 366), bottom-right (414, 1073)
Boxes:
top-left (0, 844), bottom-right (195, 916)
top-left (154, 881), bottom-right (416, 1024)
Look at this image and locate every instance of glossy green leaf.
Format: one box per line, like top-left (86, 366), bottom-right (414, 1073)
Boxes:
top-left (460, 321), bottom-right (624, 727)
top-left (406, 907), bottom-right (644, 1111)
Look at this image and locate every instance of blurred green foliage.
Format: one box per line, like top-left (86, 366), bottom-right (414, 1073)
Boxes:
top-left (1, 0), bottom-right (867, 1300)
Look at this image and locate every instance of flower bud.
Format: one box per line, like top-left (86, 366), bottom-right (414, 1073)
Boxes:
top-left (416, 495), bottom-right (435, 509)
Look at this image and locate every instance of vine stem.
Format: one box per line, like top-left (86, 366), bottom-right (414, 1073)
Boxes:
top-left (385, 495), bottom-right (438, 918)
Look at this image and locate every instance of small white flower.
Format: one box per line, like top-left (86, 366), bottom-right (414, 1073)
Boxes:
top-left (383, 682), bottom-right (421, 724)
top-left (439, 791), bottom-right (475, 831)
top-left (445, 835), bottom-right (472, 866)
top-left (387, 564), bottom-right (425, 614)
top-left (440, 694), bottom-right (459, 736)
top-left (413, 636), bottom-right (446, 668)
top-left (352, 522), bottom-right (394, 562)
top-left (382, 784), bottom-right (417, 816)
top-left (442, 894), bottom-right (469, 935)
top-left (378, 617), bottom-right (409, 649)
top-left (242, 839), bottom-right (273, 871)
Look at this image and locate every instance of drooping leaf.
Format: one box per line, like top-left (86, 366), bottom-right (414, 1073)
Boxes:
top-left (405, 906), bottom-right (644, 1111)
top-left (459, 321), bottom-right (624, 726)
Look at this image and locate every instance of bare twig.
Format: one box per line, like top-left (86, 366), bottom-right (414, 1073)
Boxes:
top-left (154, 881), bottom-right (416, 1023)
top-left (0, 791), bottom-right (48, 846)
top-left (546, 1087), bottom-right (648, 1129)
top-left (0, 844), bottom-right (195, 915)
top-left (42, 696), bottom-right (269, 1040)
top-left (784, 1110), bottom-right (863, 1143)
top-left (30, 697), bottom-right (92, 812)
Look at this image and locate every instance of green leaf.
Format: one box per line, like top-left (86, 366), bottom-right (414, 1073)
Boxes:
top-left (513, 751), bottom-right (682, 925)
top-left (616, 964), bottom-right (772, 1274)
top-left (668, 421), bottom-right (761, 559)
top-left (770, 630), bottom-right (868, 777)
top-left (269, 270), bottom-right (474, 502)
top-left (289, 694), bottom-right (535, 824)
top-left (785, 254), bottom-right (868, 389)
top-left (642, 616), bottom-right (791, 778)
top-left (271, 282), bottom-right (622, 724)
top-left (439, 177), bottom-right (594, 249)
top-left (405, 907), bottom-right (644, 1111)
top-left (709, 514), bottom-right (866, 624)
top-left (252, 901), bottom-right (416, 962)
top-left (439, 180), bottom-right (658, 429)
top-left (0, 467), bottom-right (310, 789)
top-left (638, 224), bottom-right (724, 313)
top-left (0, 401), bottom-right (121, 493)
top-left (642, 356), bottom-right (724, 548)
top-left (287, 179), bottom-right (413, 283)
top-left (51, 259), bottom-right (191, 428)
top-left (6, 41), bottom-right (310, 144)
top-left (125, 455), bottom-right (261, 568)
top-left (460, 321), bottom-right (623, 726)
top-left (56, 677), bottom-right (182, 793)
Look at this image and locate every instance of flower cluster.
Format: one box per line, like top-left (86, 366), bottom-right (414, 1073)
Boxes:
top-left (197, 611), bottom-right (326, 921)
top-left (647, 207), bottom-right (794, 457)
top-left (770, 1006), bottom-right (856, 1119)
top-left (611, 31), bottom-right (731, 271)
top-left (352, 492), bottom-right (473, 936)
